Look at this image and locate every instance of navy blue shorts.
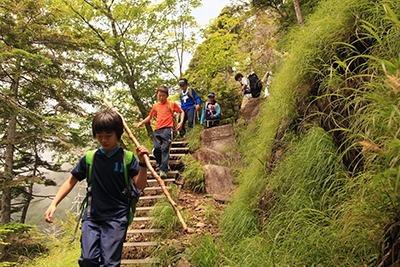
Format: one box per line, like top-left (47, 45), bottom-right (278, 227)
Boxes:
top-left (79, 216), bottom-right (128, 267)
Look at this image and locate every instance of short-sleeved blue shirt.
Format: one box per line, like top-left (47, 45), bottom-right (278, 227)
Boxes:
top-left (71, 146), bottom-right (140, 221)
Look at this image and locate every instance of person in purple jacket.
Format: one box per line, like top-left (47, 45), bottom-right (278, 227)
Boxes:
top-left (45, 110), bottom-right (149, 267)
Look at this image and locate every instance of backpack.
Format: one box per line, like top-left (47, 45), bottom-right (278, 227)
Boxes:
top-left (180, 87), bottom-right (195, 100)
top-left (151, 102), bottom-right (177, 131)
top-left (247, 72), bottom-right (263, 98)
top-left (71, 149), bottom-right (139, 242)
top-left (204, 102), bottom-right (220, 121)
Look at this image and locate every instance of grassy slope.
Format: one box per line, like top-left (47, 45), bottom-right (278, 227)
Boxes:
top-left (190, 0), bottom-right (400, 266)
top-left (26, 241), bottom-right (81, 267)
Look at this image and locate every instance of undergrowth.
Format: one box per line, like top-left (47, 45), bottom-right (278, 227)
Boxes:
top-left (21, 214), bottom-right (81, 267)
top-left (181, 154), bottom-right (206, 193)
top-left (188, 0), bottom-right (400, 266)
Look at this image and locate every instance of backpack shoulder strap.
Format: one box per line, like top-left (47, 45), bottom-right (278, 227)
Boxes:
top-left (150, 103), bottom-right (158, 125)
top-left (152, 103), bottom-right (158, 117)
top-left (72, 149), bottom-right (96, 242)
top-left (189, 87), bottom-right (194, 100)
top-left (123, 150), bottom-right (133, 185)
top-left (85, 150), bottom-right (96, 183)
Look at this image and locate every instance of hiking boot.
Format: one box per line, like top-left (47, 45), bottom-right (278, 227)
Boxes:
top-left (159, 170), bottom-right (167, 178)
top-left (178, 136), bottom-right (186, 141)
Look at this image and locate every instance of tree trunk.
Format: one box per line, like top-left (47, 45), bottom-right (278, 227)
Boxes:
top-left (1, 76), bottom-right (19, 224)
top-left (293, 0), bottom-right (304, 28)
top-left (20, 183), bottom-right (33, 224)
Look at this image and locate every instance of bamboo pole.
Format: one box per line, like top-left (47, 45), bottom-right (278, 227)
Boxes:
top-left (103, 98), bottom-right (188, 231)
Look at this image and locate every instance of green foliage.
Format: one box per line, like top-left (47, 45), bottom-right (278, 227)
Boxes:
top-left (189, 234), bottom-right (227, 267)
top-left (185, 125), bottom-right (203, 152)
top-left (148, 184), bottom-right (186, 234)
top-left (23, 238), bottom-right (81, 267)
top-left (187, 0), bottom-right (400, 266)
top-left (0, 224), bottom-right (48, 265)
top-left (182, 154), bottom-right (205, 193)
top-left (0, 0), bottom-right (97, 222)
top-left (184, 3), bottom-right (278, 125)
top-left (20, 213), bottom-right (80, 267)
top-left (256, 0), bottom-right (321, 33)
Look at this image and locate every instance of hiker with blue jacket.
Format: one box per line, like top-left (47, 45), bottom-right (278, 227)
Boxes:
top-left (44, 110), bottom-right (149, 267)
top-left (178, 78), bottom-right (201, 140)
top-left (200, 92), bottom-right (220, 129)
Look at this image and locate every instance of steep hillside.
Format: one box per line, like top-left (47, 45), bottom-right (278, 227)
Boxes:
top-left (188, 0), bottom-right (400, 266)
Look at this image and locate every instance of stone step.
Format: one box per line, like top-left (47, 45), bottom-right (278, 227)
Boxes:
top-left (171, 141), bottom-right (188, 147)
top-left (126, 229), bottom-right (161, 234)
top-left (149, 159), bottom-right (181, 165)
top-left (140, 195), bottom-right (165, 200)
top-left (147, 178), bottom-right (175, 183)
top-left (123, 241), bottom-right (158, 247)
top-left (170, 147), bottom-right (190, 153)
top-left (135, 206), bottom-right (154, 211)
top-left (133, 217), bottom-right (154, 222)
top-left (149, 154), bottom-right (186, 159)
top-left (147, 170), bottom-right (178, 178)
top-left (144, 186), bottom-right (171, 191)
top-left (121, 258), bottom-right (160, 265)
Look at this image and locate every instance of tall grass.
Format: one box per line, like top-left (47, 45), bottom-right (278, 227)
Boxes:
top-left (181, 154), bottom-right (206, 193)
top-left (190, 0), bottom-right (400, 266)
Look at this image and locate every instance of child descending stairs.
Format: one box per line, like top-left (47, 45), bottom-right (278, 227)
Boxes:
top-left (121, 141), bottom-right (189, 265)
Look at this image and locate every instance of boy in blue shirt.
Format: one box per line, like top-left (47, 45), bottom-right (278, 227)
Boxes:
top-left (178, 78), bottom-right (201, 139)
top-left (44, 110), bottom-right (149, 267)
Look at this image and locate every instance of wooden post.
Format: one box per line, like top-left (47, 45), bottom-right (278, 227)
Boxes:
top-left (103, 98), bottom-right (188, 231)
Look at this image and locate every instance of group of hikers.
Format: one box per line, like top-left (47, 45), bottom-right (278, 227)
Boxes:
top-left (44, 71), bottom-right (269, 266)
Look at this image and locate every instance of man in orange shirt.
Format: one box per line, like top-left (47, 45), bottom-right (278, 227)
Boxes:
top-left (137, 86), bottom-right (184, 178)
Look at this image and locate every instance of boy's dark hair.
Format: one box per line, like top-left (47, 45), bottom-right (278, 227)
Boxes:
top-left (156, 85), bottom-right (169, 95)
top-left (234, 73), bottom-right (243, 81)
top-left (92, 110), bottom-right (124, 141)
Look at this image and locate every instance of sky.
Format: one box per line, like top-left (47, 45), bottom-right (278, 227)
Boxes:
top-left (177, 0), bottom-right (232, 75)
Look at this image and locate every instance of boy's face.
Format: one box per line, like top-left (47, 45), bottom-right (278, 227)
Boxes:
top-left (96, 131), bottom-right (118, 154)
top-left (208, 96), bottom-right (215, 102)
top-left (237, 77), bottom-right (242, 82)
top-left (179, 83), bottom-right (187, 91)
top-left (157, 91), bottom-right (168, 104)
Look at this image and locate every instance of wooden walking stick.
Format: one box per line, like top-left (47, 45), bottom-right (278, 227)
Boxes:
top-left (103, 98), bottom-right (188, 231)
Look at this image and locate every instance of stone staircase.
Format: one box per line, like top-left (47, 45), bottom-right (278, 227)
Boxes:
top-left (121, 141), bottom-right (189, 265)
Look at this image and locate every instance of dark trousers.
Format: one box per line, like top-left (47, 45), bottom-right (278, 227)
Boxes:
top-left (179, 108), bottom-right (196, 138)
top-left (205, 119), bottom-right (220, 129)
top-left (79, 216), bottom-right (128, 267)
top-left (153, 127), bottom-right (172, 172)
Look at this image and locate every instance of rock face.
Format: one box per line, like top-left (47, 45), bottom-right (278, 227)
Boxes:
top-left (199, 124), bottom-right (236, 153)
top-left (238, 97), bottom-right (264, 124)
top-left (193, 148), bottom-right (231, 166)
top-left (203, 165), bottom-right (235, 196)
top-left (192, 124), bottom-right (238, 202)
top-left (194, 102), bottom-right (263, 201)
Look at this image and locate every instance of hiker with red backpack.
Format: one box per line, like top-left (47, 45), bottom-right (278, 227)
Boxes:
top-left (45, 110), bottom-right (149, 267)
top-left (137, 86), bottom-right (184, 178)
top-left (234, 72), bottom-right (263, 109)
top-left (200, 92), bottom-right (221, 129)
top-left (178, 78), bottom-right (201, 140)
